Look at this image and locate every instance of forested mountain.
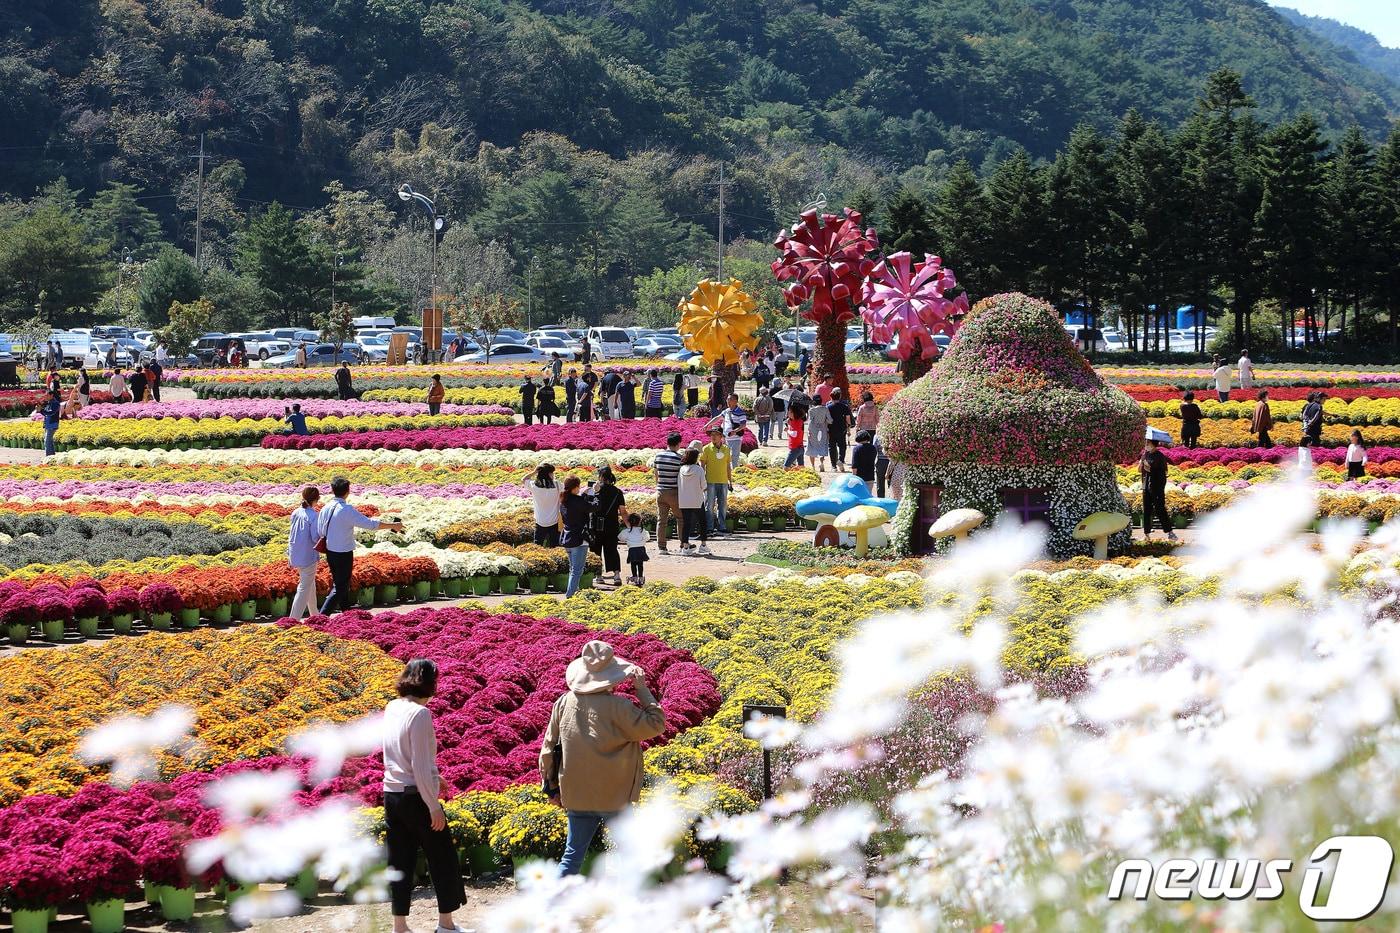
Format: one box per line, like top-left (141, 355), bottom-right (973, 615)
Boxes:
top-left (1275, 6), bottom-right (1400, 90)
top-left (1, 0), bottom-right (1398, 337)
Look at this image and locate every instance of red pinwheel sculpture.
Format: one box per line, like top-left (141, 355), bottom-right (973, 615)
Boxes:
top-left (772, 208), bottom-right (879, 393)
top-left (861, 252), bottom-right (969, 376)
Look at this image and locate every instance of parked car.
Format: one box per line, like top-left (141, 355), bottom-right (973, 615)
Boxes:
top-left (528, 329), bottom-right (584, 358)
top-left (624, 327), bottom-right (651, 344)
top-left (778, 328), bottom-right (818, 354)
top-left (351, 315), bottom-right (396, 330)
top-left (454, 343), bottom-right (550, 364)
top-left (263, 342), bottom-right (364, 368)
top-left (478, 328), bottom-right (526, 344)
top-left (91, 326), bottom-right (134, 340)
top-left (632, 336), bottom-right (683, 357)
top-left (48, 332), bottom-right (93, 367)
top-left (586, 327), bottom-right (633, 359)
top-left (84, 340), bottom-right (136, 369)
top-left (663, 348), bottom-right (702, 363)
top-left (525, 335), bottom-right (580, 359)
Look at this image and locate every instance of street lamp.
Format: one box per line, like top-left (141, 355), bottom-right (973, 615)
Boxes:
top-left (396, 184), bottom-right (446, 359)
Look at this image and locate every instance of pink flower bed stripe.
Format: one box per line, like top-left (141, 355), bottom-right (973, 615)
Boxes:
top-left (54, 399), bottom-right (511, 421)
top-left (262, 417), bottom-right (756, 452)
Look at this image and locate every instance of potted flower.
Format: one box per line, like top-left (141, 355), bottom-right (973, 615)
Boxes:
top-left (58, 838), bottom-right (140, 933)
top-left (403, 556), bottom-right (439, 602)
top-left (206, 579), bottom-right (242, 625)
top-left (137, 824), bottom-right (196, 922)
top-left (68, 586), bottom-right (109, 639)
top-left (0, 592), bottom-right (35, 646)
top-left (486, 802), bottom-right (567, 874)
top-left (457, 791), bottom-right (511, 876)
top-left (106, 586), bottom-right (140, 634)
top-left (442, 800), bottom-right (484, 866)
top-left (139, 583), bottom-right (181, 631)
top-left (0, 846), bottom-right (64, 933)
top-left (35, 595), bottom-right (71, 644)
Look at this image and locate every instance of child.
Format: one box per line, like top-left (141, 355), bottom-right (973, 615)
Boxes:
top-left (784, 408), bottom-right (806, 468)
top-left (851, 430), bottom-right (878, 483)
top-left (1347, 430), bottom-right (1368, 480)
top-left (622, 513), bottom-right (650, 584)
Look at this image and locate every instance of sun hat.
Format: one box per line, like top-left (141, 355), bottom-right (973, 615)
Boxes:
top-left (1145, 426), bottom-right (1172, 443)
top-left (688, 439), bottom-right (704, 450)
top-left (566, 640), bottom-right (632, 694)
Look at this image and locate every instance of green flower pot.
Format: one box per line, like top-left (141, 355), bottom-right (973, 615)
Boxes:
top-left (375, 584), bottom-right (398, 605)
top-left (255, 597), bottom-right (273, 616)
top-left (581, 850), bottom-right (598, 876)
top-left (226, 881), bottom-right (259, 903)
top-left (803, 518), bottom-right (818, 530)
top-left (144, 879), bottom-right (162, 903)
top-left (550, 573), bottom-right (569, 592)
top-left (772, 515), bottom-right (788, 531)
top-left (77, 616), bottom-right (101, 638)
top-left (580, 572), bottom-right (596, 591)
top-left (148, 611), bottom-right (173, 630)
top-left (413, 580), bottom-right (432, 600)
top-left (744, 515), bottom-right (762, 532)
top-left (178, 607), bottom-right (201, 628)
top-left (291, 865), bottom-right (318, 899)
top-left (466, 843), bottom-right (500, 877)
top-left (355, 588), bottom-right (374, 608)
top-left (9, 907), bottom-right (48, 933)
top-left (6, 622), bottom-right (27, 645)
top-left (235, 599), bottom-right (258, 621)
top-left (86, 897), bottom-right (124, 933)
top-left (159, 885), bottom-right (197, 921)
top-left (270, 595), bottom-right (289, 617)
top-left (211, 603), bottom-right (233, 625)
top-left (528, 575), bottom-right (548, 594)
top-left (496, 574), bottom-right (519, 594)
top-left (470, 576), bottom-right (492, 597)
top-left (442, 577), bottom-right (464, 598)
top-left (40, 619), bottom-right (64, 642)
top-left (111, 613), bottom-right (134, 634)
top-left (726, 517), bottom-right (738, 532)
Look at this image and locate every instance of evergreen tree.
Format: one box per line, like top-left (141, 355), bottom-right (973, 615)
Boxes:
top-left (931, 159), bottom-right (989, 296)
top-left (0, 202), bottom-right (109, 326)
top-left (86, 183), bottom-right (164, 260)
top-left (882, 187), bottom-right (936, 258)
top-left (1044, 123), bottom-right (1119, 352)
top-left (1112, 114), bottom-right (1184, 351)
top-left (137, 246), bottom-right (202, 325)
top-left (1375, 125), bottom-right (1400, 346)
top-left (234, 202), bottom-right (322, 328)
top-left (1322, 126), bottom-right (1380, 344)
top-left (982, 149), bottom-right (1043, 294)
top-left (1254, 113), bottom-right (1328, 347)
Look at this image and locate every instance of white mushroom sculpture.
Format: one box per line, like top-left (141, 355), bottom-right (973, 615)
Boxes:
top-left (833, 505), bottom-right (893, 558)
top-left (1072, 511), bottom-right (1131, 560)
top-left (929, 508), bottom-right (986, 549)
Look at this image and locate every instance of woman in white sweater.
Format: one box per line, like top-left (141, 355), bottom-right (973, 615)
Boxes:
top-left (382, 659), bottom-right (467, 933)
top-left (677, 444), bottom-right (710, 556)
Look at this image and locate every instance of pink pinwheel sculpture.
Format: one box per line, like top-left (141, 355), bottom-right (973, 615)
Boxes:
top-left (771, 208), bottom-right (879, 393)
top-left (861, 252), bottom-right (970, 363)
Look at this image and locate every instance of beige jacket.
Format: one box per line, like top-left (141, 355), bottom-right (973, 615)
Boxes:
top-left (539, 684), bottom-right (666, 813)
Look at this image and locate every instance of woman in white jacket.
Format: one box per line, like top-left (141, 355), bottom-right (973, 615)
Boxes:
top-left (677, 445), bottom-right (709, 556)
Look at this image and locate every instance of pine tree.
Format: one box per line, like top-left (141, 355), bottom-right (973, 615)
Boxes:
top-left (882, 187), bottom-right (936, 257)
top-left (1045, 123), bottom-right (1119, 353)
top-left (234, 202), bottom-right (322, 328)
top-left (982, 149), bottom-right (1043, 294)
top-left (1254, 113), bottom-right (1328, 348)
top-left (137, 246), bottom-right (201, 324)
top-left (86, 183), bottom-right (164, 260)
top-left (1322, 126), bottom-right (1380, 344)
top-left (1112, 114), bottom-right (1184, 352)
top-left (1375, 125), bottom-right (1400, 346)
top-left (931, 160), bottom-right (988, 295)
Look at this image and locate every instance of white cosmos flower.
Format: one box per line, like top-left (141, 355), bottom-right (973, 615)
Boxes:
top-left (741, 712), bottom-right (802, 749)
top-left (76, 703), bottom-right (194, 785)
top-left (202, 769), bottom-right (301, 822)
top-left (285, 713), bottom-right (384, 783)
top-left (228, 888), bottom-right (301, 926)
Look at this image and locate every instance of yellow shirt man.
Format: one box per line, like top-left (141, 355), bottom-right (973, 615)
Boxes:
top-left (700, 437), bottom-right (732, 485)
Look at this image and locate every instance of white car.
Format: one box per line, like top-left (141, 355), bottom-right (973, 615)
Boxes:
top-left (632, 336), bottom-right (683, 357)
top-left (528, 330), bottom-right (583, 357)
top-left (84, 340), bottom-right (136, 369)
top-left (526, 335), bottom-right (580, 359)
top-left (454, 344), bottom-right (551, 364)
top-left (586, 327), bottom-right (633, 359)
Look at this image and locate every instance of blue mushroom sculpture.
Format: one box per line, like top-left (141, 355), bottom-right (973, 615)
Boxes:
top-left (795, 475), bottom-right (900, 549)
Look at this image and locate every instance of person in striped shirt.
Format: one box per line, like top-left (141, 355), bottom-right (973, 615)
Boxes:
top-left (643, 372), bottom-right (665, 418)
top-left (653, 432), bottom-right (685, 552)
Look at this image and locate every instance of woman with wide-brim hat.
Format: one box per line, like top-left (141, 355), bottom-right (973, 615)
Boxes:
top-left (539, 640), bottom-right (667, 876)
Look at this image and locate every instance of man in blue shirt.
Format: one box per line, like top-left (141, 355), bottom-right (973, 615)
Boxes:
top-left (318, 476), bottom-right (404, 614)
top-left (283, 403), bottom-right (309, 435)
top-left (40, 389), bottom-right (61, 457)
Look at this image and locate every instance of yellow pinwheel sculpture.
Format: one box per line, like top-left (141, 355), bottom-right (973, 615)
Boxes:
top-left (677, 278), bottom-right (762, 366)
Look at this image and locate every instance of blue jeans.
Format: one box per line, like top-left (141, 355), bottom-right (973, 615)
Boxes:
top-left (565, 545), bottom-right (588, 597)
top-left (559, 811), bottom-right (615, 876)
top-left (727, 437), bottom-right (743, 465)
top-left (43, 423), bottom-right (56, 456)
top-left (784, 447), bottom-right (805, 468)
top-left (706, 482), bottom-right (728, 532)
top-left (757, 421), bottom-right (770, 445)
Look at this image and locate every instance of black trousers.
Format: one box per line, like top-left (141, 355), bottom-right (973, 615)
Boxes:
top-left (1142, 488), bottom-right (1170, 534)
top-left (830, 431), bottom-right (848, 465)
top-left (323, 549), bottom-right (355, 613)
top-left (565, 395), bottom-right (576, 422)
top-left (384, 791), bottom-right (464, 916)
top-left (680, 507), bottom-right (707, 546)
top-left (593, 528), bottom-right (620, 573)
top-left (428, 402), bottom-right (441, 415)
top-left (534, 523), bottom-right (559, 547)
top-left (523, 404), bottom-right (534, 425)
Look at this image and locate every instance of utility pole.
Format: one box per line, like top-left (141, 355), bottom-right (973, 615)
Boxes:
top-left (193, 133), bottom-right (206, 272)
